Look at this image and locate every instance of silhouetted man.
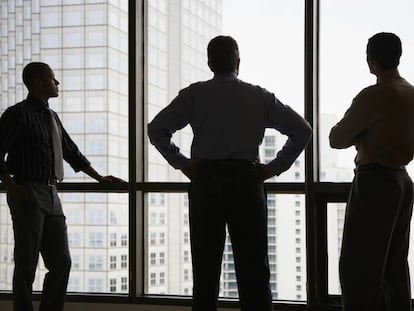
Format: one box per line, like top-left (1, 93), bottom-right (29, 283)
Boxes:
top-left (0, 62), bottom-right (124, 311)
top-left (148, 35), bottom-right (312, 311)
top-left (330, 32), bottom-right (414, 311)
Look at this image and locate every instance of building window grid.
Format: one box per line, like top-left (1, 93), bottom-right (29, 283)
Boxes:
top-left (0, 0), bottom-right (358, 307)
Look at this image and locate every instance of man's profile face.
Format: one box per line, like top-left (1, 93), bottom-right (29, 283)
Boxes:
top-left (38, 68), bottom-right (60, 99)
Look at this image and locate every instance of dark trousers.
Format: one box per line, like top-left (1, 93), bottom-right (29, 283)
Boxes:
top-left (7, 180), bottom-right (71, 311)
top-left (189, 160), bottom-right (273, 311)
top-left (339, 164), bottom-right (414, 311)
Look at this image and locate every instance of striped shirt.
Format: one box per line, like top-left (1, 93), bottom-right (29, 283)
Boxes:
top-left (0, 96), bottom-right (90, 183)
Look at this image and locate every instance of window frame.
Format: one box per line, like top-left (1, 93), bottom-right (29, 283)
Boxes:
top-left (0, 0), bottom-right (365, 310)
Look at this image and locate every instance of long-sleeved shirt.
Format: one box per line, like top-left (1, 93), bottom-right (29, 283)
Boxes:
top-left (329, 76), bottom-right (414, 168)
top-left (148, 73), bottom-right (312, 176)
top-left (0, 96), bottom-right (91, 182)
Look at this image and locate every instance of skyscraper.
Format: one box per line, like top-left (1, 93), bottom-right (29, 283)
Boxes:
top-left (0, 0), bottom-right (129, 293)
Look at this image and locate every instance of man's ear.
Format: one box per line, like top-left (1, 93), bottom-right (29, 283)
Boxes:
top-left (32, 77), bottom-right (43, 89)
top-left (235, 58), bottom-right (240, 75)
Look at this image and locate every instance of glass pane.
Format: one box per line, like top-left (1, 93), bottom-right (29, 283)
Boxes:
top-left (0, 1), bottom-right (128, 182)
top-left (328, 202), bottom-right (414, 297)
top-left (0, 193), bottom-right (129, 294)
top-left (147, 0), bottom-right (305, 182)
top-left (327, 202), bottom-right (346, 295)
top-left (146, 193), bottom-right (307, 301)
top-left (320, 0), bottom-right (414, 182)
top-left (0, 194), bottom-right (13, 290)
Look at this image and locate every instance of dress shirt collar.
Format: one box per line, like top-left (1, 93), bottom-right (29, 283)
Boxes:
top-left (213, 72), bottom-right (238, 81)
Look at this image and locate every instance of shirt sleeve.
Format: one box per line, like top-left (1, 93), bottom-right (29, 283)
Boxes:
top-left (329, 88), bottom-right (377, 149)
top-left (55, 115), bottom-right (91, 172)
top-left (0, 106), bottom-right (22, 175)
top-left (147, 89), bottom-right (192, 170)
top-left (264, 93), bottom-right (312, 176)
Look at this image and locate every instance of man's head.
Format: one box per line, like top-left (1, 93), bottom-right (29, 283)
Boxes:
top-left (207, 35), bottom-right (240, 74)
top-left (366, 32), bottom-right (402, 72)
top-left (22, 62), bottom-right (59, 99)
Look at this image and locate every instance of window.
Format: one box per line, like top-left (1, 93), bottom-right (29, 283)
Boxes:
top-left (4, 0), bottom-right (413, 309)
top-left (110, 256), bottom-right (117, 270)
top-left (150, 232), bottom-right (156, 245)
top-left (160, 272), bottom-right (165, 285)
top-left (150, 253), bottom-right (156, 265)
top-left (146, 193), bottom-right (306, 301)
top-left (89, 255), bottom-right (103, 271)
top-left (121, 234), bottom-right (128, 246)
top-left (121, 254), bottom-right (128, 269)
top-left (71, 254), bottom-right (81, 270)
top-left (88, 278), bottom-right (103, 292)
top-left (320, 0), bottom-right (414, 302)
top-left (183, 250), bottom-right (189, 263)
top-left (121, 277), bottom-right (128, 291)
top-left (150, 272), bottom-right (156, 286)
top-left (319, 0), bottom-right (414, 182)
top-left (68, 232), bottom-right (81, 247)
top-left (110, 278), bottom-right (117, 292)
top-left (183, 269), bottom-right (189, 281)
top-left (183, 231), bottom-right (189, 244)
top-left (159, 232), bottom-right (165, 245)
top-left (110, 233), bottom-right (117, 247)
top-left (147, 0), bottom-right (305, 183)
top-left (159, 252), bottom-right (165, 265)
top-left (89, 232), bottom-right (104, 248)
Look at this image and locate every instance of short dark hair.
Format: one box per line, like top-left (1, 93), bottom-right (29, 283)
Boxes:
top-left (207, 35), bottom-right (239, 73)
top-left (367, 32), bottom-right (402, 70)
top-left (22, 62), bottom-right (51, 90)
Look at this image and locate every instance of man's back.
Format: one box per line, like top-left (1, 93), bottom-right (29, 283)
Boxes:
top-left (148, 72), bottom-right (311, 176)
top-left (330, 77), bottom-right (414, 168)
top-left (360, 78), bottom-right (414, 166)
top-left (185, 74), bottom-right (268, 161)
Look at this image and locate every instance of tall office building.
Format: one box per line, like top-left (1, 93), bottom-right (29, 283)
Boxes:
top-left (146, 0), bottom-right (223, 295)
top-left (0, 0), bottom-right (129, 293)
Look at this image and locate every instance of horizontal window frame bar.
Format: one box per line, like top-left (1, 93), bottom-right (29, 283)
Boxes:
top-left (0, 291), bottom-right (321, 310)
top-left (0, 181), bottom-right (352, 194)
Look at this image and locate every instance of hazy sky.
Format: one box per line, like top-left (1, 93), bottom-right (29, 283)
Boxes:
top-left (222, 0), bottom-right (304, 113)
top-left (222, 0), bottom-right (414, 176)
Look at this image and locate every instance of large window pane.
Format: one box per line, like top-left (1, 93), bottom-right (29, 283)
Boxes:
top-left (0, 193), bottom-right (129, 294)
top-left (147, 0), bottom-right (305, 182)
top-left (320, 0), bottom-right (414, 182)
top-left (0, 0), bottom-right (129, 295)
top-left (146, 193), bottom-right (307, 301)
top-left (0, 1), bottom-right (128, 182)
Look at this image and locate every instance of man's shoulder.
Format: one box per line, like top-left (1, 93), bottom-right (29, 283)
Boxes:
top-left (354, 85), bottom-right (378, 100)
top-left (236, 79), bottom-right (275, 96)
top-left (179, 78), bottom-right (272, 97)
top-left (178, 81), bottom-right (204, 95)
top-left (2, 100), bottom-right (27, 114)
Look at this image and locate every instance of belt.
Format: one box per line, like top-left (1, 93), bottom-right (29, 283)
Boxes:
top-left (14, 176), bottom-right (57, 186)
top-left (357, 163), bottom-right (405, 171)
top-left (199, 159), bottom-right (256, 167)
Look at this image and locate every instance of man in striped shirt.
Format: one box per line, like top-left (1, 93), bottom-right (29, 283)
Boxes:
top-left (0, 62), bottom-right (123, 311)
